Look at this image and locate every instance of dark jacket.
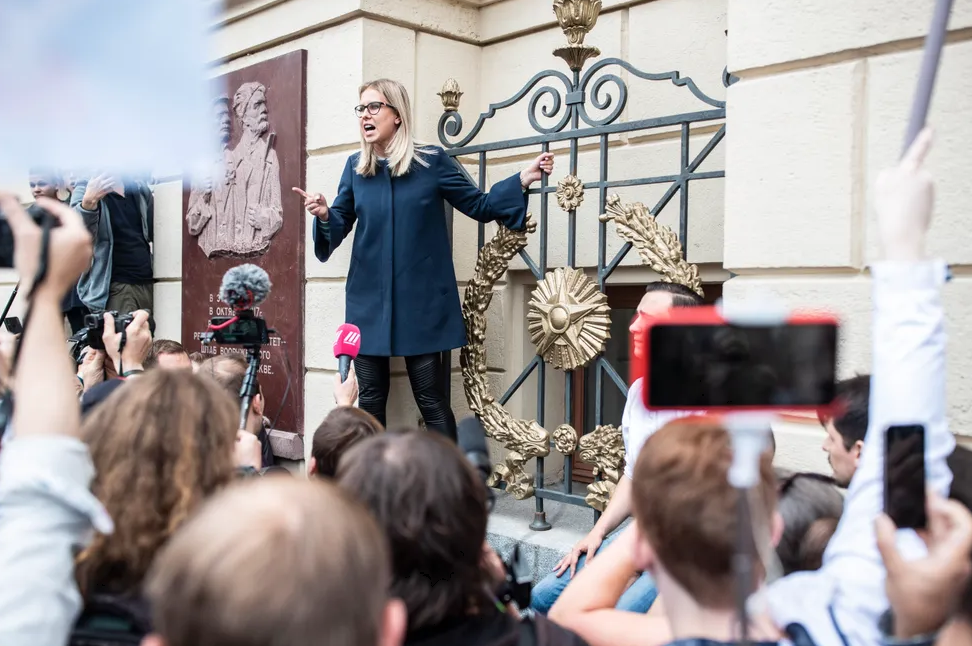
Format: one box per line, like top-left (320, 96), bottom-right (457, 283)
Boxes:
top-left (313, 148), bottom-right (527, 357)
top-left (406, 612), bottom-right (587, 646)
top-left (71, 181), bottom-right (154, 312)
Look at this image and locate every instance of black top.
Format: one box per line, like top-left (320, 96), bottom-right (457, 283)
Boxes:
top-left (406, 611), bottom-right (588, 646)
top-left (104, 187), bottom-right (152, 285)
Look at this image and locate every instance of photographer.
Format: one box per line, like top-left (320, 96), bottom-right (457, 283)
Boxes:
top-left (0, 191), bottom-right (111, 645)
top-left (338, 430), bottom-right (588, 646)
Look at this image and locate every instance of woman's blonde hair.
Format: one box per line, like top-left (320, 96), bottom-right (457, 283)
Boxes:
top-left (75, 370), bottom-right (239, 597)
top-left (355, 78), bottom-right (435, 178)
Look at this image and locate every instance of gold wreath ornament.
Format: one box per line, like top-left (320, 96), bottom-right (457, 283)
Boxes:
top-left (460, 215), bottom-right (551, 500)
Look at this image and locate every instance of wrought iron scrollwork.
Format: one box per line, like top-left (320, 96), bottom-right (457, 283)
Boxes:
top-left (438, 70), bottom-right (574, 148)
top-left (438, 58), bottom-right (725, 148)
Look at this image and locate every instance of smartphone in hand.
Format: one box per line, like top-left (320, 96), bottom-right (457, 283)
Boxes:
top-left (885, 424), bottom-right (927, 529)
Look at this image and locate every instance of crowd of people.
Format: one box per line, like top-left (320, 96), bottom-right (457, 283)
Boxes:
top-left (0, 76), bottom-right (970, 646)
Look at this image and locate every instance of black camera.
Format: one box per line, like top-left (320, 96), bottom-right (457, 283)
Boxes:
top-left (202, 310), bottom-right (271, 346)
top-left (0, 203), bottom-right (62, 269)
top-left (83, 311), bottom-right (134, 351)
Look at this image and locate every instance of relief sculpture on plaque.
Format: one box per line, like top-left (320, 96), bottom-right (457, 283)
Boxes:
top-left (186, 82), bottom-right (283, 258)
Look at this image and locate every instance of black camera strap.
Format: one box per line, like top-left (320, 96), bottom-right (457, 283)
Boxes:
top-left (10, 214), bottom-right (54, 372)
top-left (117, 327), bottom-right (128, 377)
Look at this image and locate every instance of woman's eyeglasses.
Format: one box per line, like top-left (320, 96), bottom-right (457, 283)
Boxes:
top-left (354, 101), bottom-right (395, 117)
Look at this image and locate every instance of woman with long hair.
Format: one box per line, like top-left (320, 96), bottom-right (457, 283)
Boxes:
top-left (75, 370), bottom-right (238, 607)
top-left (295, 79), bottom-right (553, 441)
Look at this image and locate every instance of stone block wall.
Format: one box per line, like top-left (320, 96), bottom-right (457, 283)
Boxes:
top-left (725, 0), bottom-right (972, 466)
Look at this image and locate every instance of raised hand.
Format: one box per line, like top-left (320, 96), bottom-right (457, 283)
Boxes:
top-left (875, 127), bottom-right (934, 262)
top-left (520, 152), bottom-right (555, 188)
top-left (292, 187), bottom-right (329, 221)
top-left (80, 173), bottom-right (117, 211)
top-left (0, 194), bottom-right (93, 299)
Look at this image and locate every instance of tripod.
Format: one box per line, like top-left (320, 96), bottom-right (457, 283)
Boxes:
top-left (239, 345), bottom-right (261, 431)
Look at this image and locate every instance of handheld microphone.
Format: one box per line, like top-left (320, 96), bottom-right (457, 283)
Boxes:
top-left (219, 264), bottom-right (272, 311)
top-left (333, 323), bottom-right (361, 383)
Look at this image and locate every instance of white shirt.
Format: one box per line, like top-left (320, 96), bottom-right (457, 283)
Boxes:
top-left (621, 378), bottom-right (693, 479)
top-left (765, 260), bottom-right (954, 646)
top-left (0, 436), bottom-right (113, 645)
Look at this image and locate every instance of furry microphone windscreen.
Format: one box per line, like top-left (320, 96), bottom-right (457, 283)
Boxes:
top-left (219, 264), bottom-right (272, 309)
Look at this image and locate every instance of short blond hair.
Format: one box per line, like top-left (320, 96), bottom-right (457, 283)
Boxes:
top-left (145, 478), bottom-right (391, 646)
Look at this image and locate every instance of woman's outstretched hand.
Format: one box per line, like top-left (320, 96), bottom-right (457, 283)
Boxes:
top-left (292, 187), bottom-right (329, 221)
top-left (520, 153), bottom-right (555, 188)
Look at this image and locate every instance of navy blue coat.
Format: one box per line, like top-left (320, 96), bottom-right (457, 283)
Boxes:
top-left (313, 147), bottom-right (528, 357)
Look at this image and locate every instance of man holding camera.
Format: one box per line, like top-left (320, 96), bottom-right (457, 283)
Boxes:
top-left (71, 174), bottom-right (154, 322)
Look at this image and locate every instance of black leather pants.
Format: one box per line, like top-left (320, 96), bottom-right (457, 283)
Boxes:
top-left (353, 352), bottom-right (457, 442)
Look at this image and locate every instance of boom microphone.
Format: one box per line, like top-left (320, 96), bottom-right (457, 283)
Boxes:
top-left (333, 323), bottom-right (361, 383)
top-left (457, 416), bottom-right (493, 509)
top-left (219, 264), bottom-right (271, 311)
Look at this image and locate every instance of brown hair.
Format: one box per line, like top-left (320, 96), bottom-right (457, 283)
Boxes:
top-left (199, 354), bottom-right (253, 404)
top-left (337, 430), bottom-right (490, 632)
top-left (76, 370), bottom-right (238, 597)
top-left (146, 478), bottom-right (391, 646)
top-left (311, 406), bottom-right (383, 479)
top-left (775, 471), bottom-right (843, 575)
top-left (632, 418), bottom-right (777, 609)
top-left (145, 339), bottom-right (190, 369)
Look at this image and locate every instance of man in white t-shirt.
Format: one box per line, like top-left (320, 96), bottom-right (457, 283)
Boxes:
top-left (530, 282), bottom-right (704, 614)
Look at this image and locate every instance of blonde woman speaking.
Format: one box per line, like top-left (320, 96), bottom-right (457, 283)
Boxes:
top-left (295, 78), bottom-right (553, 441)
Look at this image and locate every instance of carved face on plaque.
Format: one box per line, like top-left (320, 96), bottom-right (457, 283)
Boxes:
top-left (215, 98), bottom-right (231, 148)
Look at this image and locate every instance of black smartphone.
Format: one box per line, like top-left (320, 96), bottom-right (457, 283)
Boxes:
top-left (2, 317), bottom-right (23, 335)
top-left (645, 315), bottom-right (839, 410)
top-left (885, 424), bottom-right (927, 529)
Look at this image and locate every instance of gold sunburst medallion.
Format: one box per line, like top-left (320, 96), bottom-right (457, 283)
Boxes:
top-left (527, 267), bottom-right (610, 371)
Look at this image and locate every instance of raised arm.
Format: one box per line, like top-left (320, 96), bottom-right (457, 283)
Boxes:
top-left (301, 156), bottom-right (357, 263)
top-left (0, 194), bottom-right (112, 646)
top-left (436, 150), bottom-right (552, 229)
top-left (766, 129), bottom-right (952, 646)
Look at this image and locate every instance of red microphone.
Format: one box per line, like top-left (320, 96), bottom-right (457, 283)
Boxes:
top-left (333, 323), bottom-right (362, 383)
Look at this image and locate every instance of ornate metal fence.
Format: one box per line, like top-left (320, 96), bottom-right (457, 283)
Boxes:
top-left (439, 0), bottom-right (735, 530)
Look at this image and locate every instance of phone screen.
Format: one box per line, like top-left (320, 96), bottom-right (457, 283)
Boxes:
top-left (885, 424), bottom-right (927, 529)
top-left (646, 322), bottom-right (838, 408)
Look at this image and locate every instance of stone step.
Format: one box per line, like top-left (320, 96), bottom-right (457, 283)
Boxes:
top-left (486, 488), bottom-right (599, 584)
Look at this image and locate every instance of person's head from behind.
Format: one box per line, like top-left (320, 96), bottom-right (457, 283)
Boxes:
top-left (145, 339), bottom-right (192, 372)
top-left (630, 281), bottom-right (704, 361)
top-left (820, 374), bottom-right (870, 487)
top-left (337, 430), bottom-right (491, 632)
top-left (143, 478), bottom-right (406, 646)
top-left (356, 79), bottom-right (419, 178)
top-left (29, 167), bottom-right (62, 200)
top-left (309, 406), bottom-right (383, 479)
top-left (631, 419), bottom-right (781, 613)
top-left (188, 352), bottom-right (206, 372)
top-left (76, 370), bottom-right (238, 597)
top-left (199, 354), bottom-right (263, 432)
top-left (775, 471), bottom-right (843, 575)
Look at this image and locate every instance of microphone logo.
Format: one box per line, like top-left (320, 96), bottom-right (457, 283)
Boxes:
top-left (341, 330), bottom-right (360, 345)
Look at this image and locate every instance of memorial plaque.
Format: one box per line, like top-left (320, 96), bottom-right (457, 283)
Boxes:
top-left (181, 50), bottom-right (306, 448)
